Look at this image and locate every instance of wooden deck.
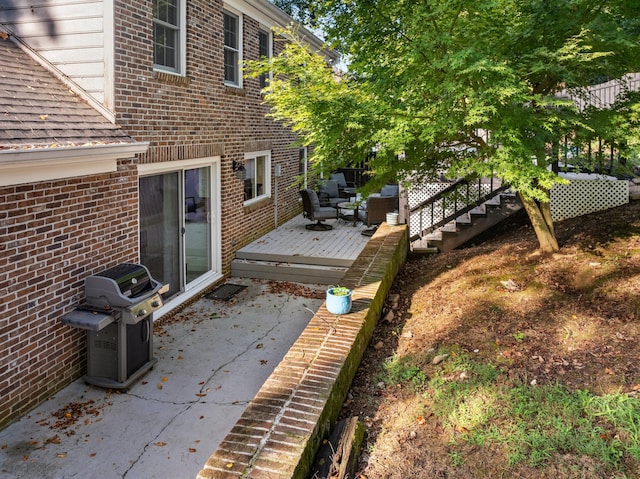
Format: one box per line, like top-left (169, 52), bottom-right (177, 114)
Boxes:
top-left (231, 214), bottom-right (372, 284)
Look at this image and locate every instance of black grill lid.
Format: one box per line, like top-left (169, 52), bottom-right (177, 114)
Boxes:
top-left (85, 263), bottom-right (160, 308)
top-left (95, 263), bottom-right (151, 298)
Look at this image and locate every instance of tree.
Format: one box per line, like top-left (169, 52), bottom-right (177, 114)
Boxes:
top-left (251, 0), bottom-right (640, 252)
top-left (270, 0), bottom-right (321, 27)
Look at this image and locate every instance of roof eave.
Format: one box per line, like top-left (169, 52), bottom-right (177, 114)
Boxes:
top-left (0, 142), bottom-right (150, 187)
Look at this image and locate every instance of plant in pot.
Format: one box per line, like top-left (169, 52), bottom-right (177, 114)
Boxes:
top-left (326, 286), bottom-right (352, 315)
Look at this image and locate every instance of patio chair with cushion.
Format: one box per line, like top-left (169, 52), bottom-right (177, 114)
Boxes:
top-left (318, 180), bottom-right (344, 207)
top-left (365, 191), bottom-right (399, 226)
top-left (330, 172), bottom-right (356, 196)
top-left (300, 189), bottom-right (337, 231)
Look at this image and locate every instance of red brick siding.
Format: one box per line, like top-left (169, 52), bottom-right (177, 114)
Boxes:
top-left (0, 0), bottom-right (308, 428)
top-left (114, 1), bottom-right (303, 275)
top-left (0, 165), bottom-right (139, 428)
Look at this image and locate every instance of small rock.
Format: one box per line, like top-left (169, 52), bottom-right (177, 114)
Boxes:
top-left (409, 430), bottom-right (417, 440)
top-left (388, 293), bottom-right (400, 303)
top-left (459, 371), bottom-right (469, 380)
top-left (373, 341), bottom-right (384, 350)
top-left (500, 279), bottom-right (518, 291)
top-left (383, 311), bottom-right (395, 322)
top-left (377, 381), bottom-right (385, 390)
top-left (401, 330), bottom-right (413, 339)
top-left (530, 379), bottom-right (537, 386)
top-left (432, 354), bottom-right (449, 365)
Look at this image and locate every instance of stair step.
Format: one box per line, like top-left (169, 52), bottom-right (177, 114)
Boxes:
top-left (484, 195), bottom-right (502, 206)
top-left (469, 204), bottom-right (486, 215)
top-left (231, 258), bottom-right (347, 284)
top-left (455, 213), bottom-right (472, 224)
top-left (441, 221), bottom-right (457, 233)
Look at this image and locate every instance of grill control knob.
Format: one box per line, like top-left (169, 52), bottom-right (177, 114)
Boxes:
top-left (137, 309), bottom-right (147, 318)
top-left (151, 301), bottom-right (160, 308)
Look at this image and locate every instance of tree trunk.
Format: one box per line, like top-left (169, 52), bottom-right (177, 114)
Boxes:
top-left (519, 193), bottom-right (559, 253)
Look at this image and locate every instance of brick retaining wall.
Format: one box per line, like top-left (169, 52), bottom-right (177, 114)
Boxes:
top-left (197, 223), bottom-right (408, 479)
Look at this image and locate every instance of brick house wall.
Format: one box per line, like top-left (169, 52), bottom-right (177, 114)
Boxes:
top-left (114, 0), bottom-right (304, 274)
top-left (0, 163), bottom-right (139, 428)
top-left (0, 0), bottom-right (326, 428)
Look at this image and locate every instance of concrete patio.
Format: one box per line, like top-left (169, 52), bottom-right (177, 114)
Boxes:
top-left (0, 278), bottom-right (324, 479)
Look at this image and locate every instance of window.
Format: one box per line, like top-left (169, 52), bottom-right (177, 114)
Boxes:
top-left (243, 152), bottom-right (271, 203)
top-left (258, 29), bottom-right (271, 89)
top-left (153, 0), bottom-right (185, 74)
top-left (224, 11), bottom-right (241, 86)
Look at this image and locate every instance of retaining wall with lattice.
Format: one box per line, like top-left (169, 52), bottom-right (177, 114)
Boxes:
top-left (550, 178), bottom-right (629, 222)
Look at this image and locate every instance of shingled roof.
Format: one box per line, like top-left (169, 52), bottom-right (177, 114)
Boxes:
top-left (0, 34), bottom-right (135, 150)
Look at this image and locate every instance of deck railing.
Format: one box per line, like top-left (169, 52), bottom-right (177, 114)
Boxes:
top-left (406, 177), bottom-right (511, 242)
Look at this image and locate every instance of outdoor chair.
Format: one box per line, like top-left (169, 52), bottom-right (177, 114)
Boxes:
top-left (318, 179), bottom-right (344, 207)
top-left (330, 172), bottom-right (356, 195)
top-left (364, 188), bottom-right (399, 226)
top-left (300, 189), bottom-right (337, 231)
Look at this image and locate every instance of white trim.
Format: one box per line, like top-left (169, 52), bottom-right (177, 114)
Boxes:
top-left (137, 156), bottom-right (221, 175)
top-left (137, 156), bottom-right (223, 302)
top-left (0, 143), bottom-right (149, 187)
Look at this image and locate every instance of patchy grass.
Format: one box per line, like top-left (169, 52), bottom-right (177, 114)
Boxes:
top-left (340, 200), bottom-right (640, 479)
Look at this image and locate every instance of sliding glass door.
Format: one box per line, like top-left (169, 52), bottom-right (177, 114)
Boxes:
top-left (139, 165), bottom-right (213, 298)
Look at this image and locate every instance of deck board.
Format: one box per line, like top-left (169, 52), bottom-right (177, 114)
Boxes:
top-left (235, 214), bottom-right (371, 268)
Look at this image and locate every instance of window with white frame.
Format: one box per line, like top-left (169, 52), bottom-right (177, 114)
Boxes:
top-left (153, 0), bottom-right (186, 74)
top-left (243, 152), bottom-right (271, 203)
top-left (224, 11), bottom-right (241, 86)
top-left (258, 29), bottom-right (271, 89)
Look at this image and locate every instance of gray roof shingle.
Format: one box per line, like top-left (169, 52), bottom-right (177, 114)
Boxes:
top-left (0, 35), bottom-right (135, 149)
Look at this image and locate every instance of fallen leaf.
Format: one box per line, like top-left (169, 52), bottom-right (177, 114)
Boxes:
top-left (260, 360), bottom-right (268, 365)
top-left (189, 448), bottom-right (197, 453)
top-left (161, 377), bottom-right (168, 382)
top-left (256, 343), bottom-right (264, 349)
top-left (154, 442), bottom-right (167, 447)
top-left (195, 393), bottom-right (207, 397)
top-left (56, 452), bottom-right (67, 458)
top-left (89, 452), bottom-right (97, 457)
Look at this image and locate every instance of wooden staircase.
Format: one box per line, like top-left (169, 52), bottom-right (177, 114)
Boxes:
top-left (407, 178), bottom-right (523, 253)
top-left (411, 191), bottom-right (523, 253)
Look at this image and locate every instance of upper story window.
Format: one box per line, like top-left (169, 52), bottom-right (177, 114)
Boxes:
top-left (243, 151), bottom-right (271, 204)
top-left (224, 11), bottom-right (242, 87)
top-left (153, 0), bottom-right (186, 74)
top-left (258, 29), bottom-right (271, 89)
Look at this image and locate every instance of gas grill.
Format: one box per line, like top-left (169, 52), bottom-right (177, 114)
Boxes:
top-left (62, 263), bottom-right (168, 390)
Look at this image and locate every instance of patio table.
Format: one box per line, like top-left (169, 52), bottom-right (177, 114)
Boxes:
top-left (337, 200), bottom-right (366, 226)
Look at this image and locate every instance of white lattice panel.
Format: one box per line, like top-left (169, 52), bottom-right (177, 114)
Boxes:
top-left (550, 179), bottom-right (629, 221)
top-left (407, 182), bottom-right (451, 208)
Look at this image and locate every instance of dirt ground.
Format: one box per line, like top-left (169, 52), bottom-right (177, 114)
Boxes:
top-left (339, 199), bottom-right (640, 479)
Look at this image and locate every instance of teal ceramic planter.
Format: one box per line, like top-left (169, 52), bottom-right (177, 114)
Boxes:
top-left (326, 287), bottom-right (352, 315)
